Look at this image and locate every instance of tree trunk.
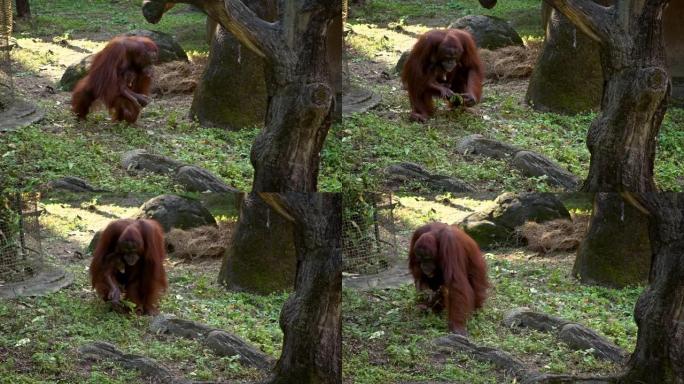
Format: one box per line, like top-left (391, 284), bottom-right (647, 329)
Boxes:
top-left (261, 193), bottom-right (342, 384)
top-left (189, 0), bottom-right (274, 130)
top-left (327, 12), bottom-right (343, 121)
top-left (217, 194), bottom-right (297, 293)
top-left (581, 65), bottom-right (669, 192)
top-left (664, 1), bottom-right (684, 107)
top-left (14, 0), bottom-right (30, 19)
top-left (250, 13), bottom-right (337, 191)
top-left (620, 193), bottom-right (684, 383)
top-left (573, 2), bottom-right (670, 192)
top-left (526, 5), bottom-right (604, 114)
top-left (250, 78), bottom-right (333, 191)
top-left (228, 1), bottom-right (338, 291)
top-left (573, 193), bottom-right (651, 287)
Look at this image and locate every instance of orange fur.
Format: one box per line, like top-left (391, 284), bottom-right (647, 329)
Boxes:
top-left (72, 36), bottom-right (158, 123)
top-left (408, 222), bottom-right (489, 334)
top-left (401, 29), bottom-right (484, 122)
top-left (90, 219), bottom-right (167, 315)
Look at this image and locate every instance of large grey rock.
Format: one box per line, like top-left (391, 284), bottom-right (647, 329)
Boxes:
top-left (205, 330), bottom-right (275, 370)
top-left (125, 29), bottom-right (188, 63)
top-left (0, 98), bottom-right (44, 132)
top-left (136, 194), bottom-right (217, 232)
top-left (0, 266), bottom-right (73, 298)
top-left (460, 192), bottom-right (571, 249)
top-left (386, 162), bottom-right (474, 193)
top-left (342, 83), bottom-right (382, 116)
top-left (503, 307), bottom-right (569, 332)
top-left (559, 323), bottom-right (627, 363)
top-left (456, 134), bottom-right (522, 159)
top-left (493, 192), bottom-right (571, 228)
top-left (121, 149), bottom-right (184, 175)
top-left (45, 176), bottom-right (106, 193)
top-left (395, 50), bottom-right (410, 74)
top-left (59, 55), bottom-right (94, 91)
top-left (59, 30), bottom-right (186, 92)
top-left (174, 165), bottom-right (238, 193)
top-left (150, 314), bottom-right (215, 340)
top-left (78, 341), bottom-right (188, 383)
top-left (503, 307), bottom-right (628, 364)
top-left (512, 151), bottom-right (579, 191)
top-left (459, 218), bottom-right (513, 249)
top-left (448, 15), bottom-right (524, 50)
top-left (149, 314), bottom-right (274, 370)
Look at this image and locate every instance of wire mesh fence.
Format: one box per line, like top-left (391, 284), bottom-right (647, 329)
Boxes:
top-left (342, 192), bottom-right (398, 275)
top-left (0, 194), bottom-right (44, 284)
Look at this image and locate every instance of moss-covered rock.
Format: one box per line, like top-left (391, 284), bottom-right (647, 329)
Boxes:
top-left (448, 15), bottom-right (524, 50)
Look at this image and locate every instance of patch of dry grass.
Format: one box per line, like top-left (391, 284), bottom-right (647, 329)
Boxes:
top-left (516, 214), bottom-right (590, 254)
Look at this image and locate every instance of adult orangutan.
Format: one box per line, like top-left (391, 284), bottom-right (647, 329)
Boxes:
top-left (90, 219), bottom-right (167, 315)
top-left (408, 222), bottom-right (489, 335)
top-left (401, 29), bottom-right (484, 122)
top-left (72, 35), bottom-right (158, 123)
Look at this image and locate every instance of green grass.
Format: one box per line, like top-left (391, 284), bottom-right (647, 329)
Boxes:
top-left (1, 0), bottom-right (353, 193)
top-left (343, 250), bottom-right (641, 383)
top-left (13, 0), bottom-right (208, 52)
top-left (350, 0), bottom-right (544, 37)
top-left (344, 0), bottom-right (684, 192)
top-left (0, 196), bottom-right (284, 383)
top-left (1, 0), bottom-right (248, 193)
top-left (0, 103), bottom-right (259, 192)
top-left (4, 0), bottom-right (680, 193)
top-left (342, 194), bottom-right (639, 383)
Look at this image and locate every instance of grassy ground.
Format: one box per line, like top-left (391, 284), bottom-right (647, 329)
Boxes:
top-left (342, 193), bottom-right (641, 383)
top-left (341, 0), bottom-right (684, 192)
top-left (0, 193), bottom-right (286, 383)
top-left (0, 0), bottom-right (346, 193)
top-left (2, 0), bottom-right (681, 193)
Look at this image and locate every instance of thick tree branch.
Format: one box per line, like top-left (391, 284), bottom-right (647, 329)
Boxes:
top-left (142, 0), bottom-right (279, 59)
top-left (543, 0), bottom-right (612, 43)
top-left (258, 193), bottom-right (296, 222)
top-left (222, 0), bottom-right (280, 58)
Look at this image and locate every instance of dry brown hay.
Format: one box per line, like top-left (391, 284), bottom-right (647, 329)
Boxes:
top-left (516, 214), bottom-right (590, 255)
top-left (479, 40), bottom-right (541, 81)
top-left (165, 220), bottom-right (234, 261)
top-left (152, 55), bottom-right (206, 96)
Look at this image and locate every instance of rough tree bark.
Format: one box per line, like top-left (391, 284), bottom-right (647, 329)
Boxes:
top-left (259, 193), bottom-right (342, 384)
top-left (619, 193), bottom-right (684, 383)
